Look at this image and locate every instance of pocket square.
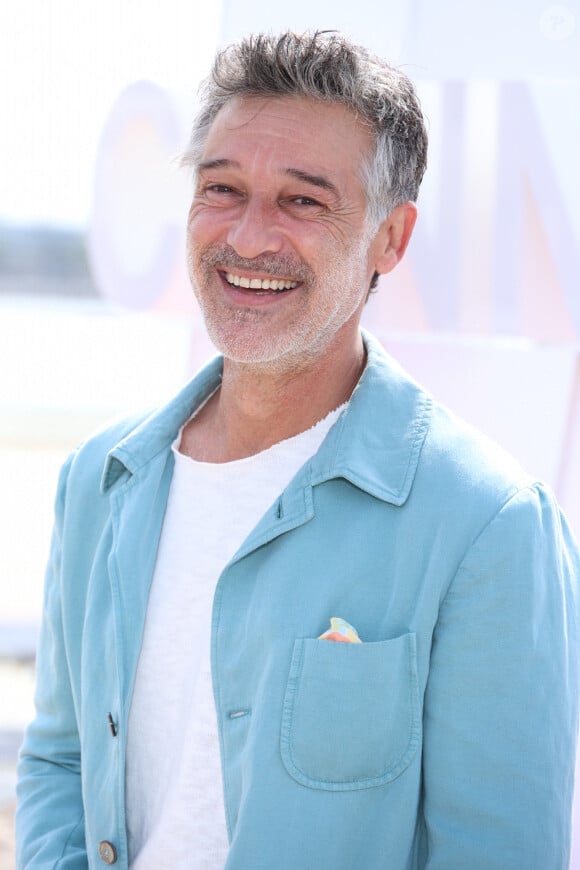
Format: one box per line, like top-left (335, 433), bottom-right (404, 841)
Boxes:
top-left (318, 616), bottom-right (363, 643)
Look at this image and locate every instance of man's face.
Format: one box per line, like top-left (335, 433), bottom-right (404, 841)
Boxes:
top-left (186, 95), bottom-right (385, 369)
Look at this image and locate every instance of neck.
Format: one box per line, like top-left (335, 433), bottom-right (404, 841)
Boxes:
top-left (180, 331), bottom-right (365, 462)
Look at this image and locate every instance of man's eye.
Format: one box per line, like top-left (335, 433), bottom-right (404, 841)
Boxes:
top-left (205, 184), bottom-right (236, 196)
top-left (197, 183), bottom-right (243, 202)
top-left (289, 196), bottom-right (322, 207)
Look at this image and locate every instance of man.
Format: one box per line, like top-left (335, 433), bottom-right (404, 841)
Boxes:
top-left (16, 31), bottom-right (579, 870)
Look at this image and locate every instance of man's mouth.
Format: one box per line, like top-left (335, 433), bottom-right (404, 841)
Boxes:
top-left (221, 271), bottom-right (299, 294)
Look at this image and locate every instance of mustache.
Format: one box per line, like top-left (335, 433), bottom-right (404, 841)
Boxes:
top-left (198, 245), bottom-right (314, 282)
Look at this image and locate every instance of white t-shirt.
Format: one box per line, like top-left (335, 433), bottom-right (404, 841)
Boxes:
top-left (125, 403), bottom-right (346, 869)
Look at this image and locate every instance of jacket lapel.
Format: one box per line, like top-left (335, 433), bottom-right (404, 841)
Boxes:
top-left (99, 355), bottom-right (224, 702)
top-left (230, 472), bottom-right (315, 564)
top-left (108, 449), bottom-right (175, 700)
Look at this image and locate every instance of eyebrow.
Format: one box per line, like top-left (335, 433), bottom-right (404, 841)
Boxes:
top-left (197, 159), bottom-right (339, 198)
top-left (197, 158), bottom-right (240, 172)
top-left (284, 168), bottom-right (339, 198)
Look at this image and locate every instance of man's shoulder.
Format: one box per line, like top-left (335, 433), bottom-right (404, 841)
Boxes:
top-left (62, 406), bottom-right (161, 495)
top-left (360, 332), bottom-right (535, 511)
top-left (422, 398), bottom-right (534, 505)
top-left (392, 375), bottom-right (546, 554)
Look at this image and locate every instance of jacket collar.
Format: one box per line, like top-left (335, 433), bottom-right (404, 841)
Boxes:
top-left (101, 331), bottom-right (432, 507)
top-left (308, 331), bottom-right (432, 505)
top-left (100, 356), bottom-right (224, 494)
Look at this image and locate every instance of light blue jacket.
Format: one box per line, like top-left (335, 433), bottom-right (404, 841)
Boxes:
top-left (16, 332), bottom-right (579, 869)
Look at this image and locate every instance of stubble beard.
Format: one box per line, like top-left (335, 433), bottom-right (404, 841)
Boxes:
top-left (186, 235), bottom-right (372, 371)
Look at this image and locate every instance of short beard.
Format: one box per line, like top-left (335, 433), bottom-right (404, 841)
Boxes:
top-left (187, 243), bottom-right (317, 365)
top-left (187, 228), bottom-right (374, 370)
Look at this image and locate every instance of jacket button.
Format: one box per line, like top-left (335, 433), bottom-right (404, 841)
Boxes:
top-left (98, 841), bottom-right (117, 864)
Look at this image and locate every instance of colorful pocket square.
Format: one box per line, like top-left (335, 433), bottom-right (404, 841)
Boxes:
top-left (318, 616), bottom-right (363, 643)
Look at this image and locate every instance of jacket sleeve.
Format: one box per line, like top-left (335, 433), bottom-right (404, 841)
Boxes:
top-left (421, 483), bottom-right (579, 870)
top-left (16, 452), bottom-right (88, 869)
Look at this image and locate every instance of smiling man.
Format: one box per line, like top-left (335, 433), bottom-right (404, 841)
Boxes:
top-left (180, 91), bottom-right (414, 462)
top-left (16, 31), bottom-right (579, 870)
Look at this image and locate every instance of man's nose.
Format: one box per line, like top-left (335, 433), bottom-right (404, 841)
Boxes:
top-left (226, 198), bottom-right (284, 259)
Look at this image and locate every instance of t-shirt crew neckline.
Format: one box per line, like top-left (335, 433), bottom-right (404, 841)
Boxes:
top-left (173, 398), bottom-right (349, 470)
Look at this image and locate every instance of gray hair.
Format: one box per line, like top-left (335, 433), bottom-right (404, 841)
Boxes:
top-left (182, 31), bottom-right (428, 286)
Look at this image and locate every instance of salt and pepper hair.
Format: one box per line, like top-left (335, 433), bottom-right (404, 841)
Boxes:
top-left (182, 31), bottom-right (428, 289)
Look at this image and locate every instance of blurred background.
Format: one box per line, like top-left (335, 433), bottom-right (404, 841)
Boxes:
top-left (1, 0), bottom-right (579, 866)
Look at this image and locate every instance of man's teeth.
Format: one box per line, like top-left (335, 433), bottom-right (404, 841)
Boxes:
top-left (225, 273), bottom-right (298, 291)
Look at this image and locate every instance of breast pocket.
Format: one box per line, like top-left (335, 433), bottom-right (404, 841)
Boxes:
top-left (280, 632), bottom-right (420, 791)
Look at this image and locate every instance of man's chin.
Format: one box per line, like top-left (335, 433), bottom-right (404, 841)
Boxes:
top-left (206, 325), bottom-right (319, 372)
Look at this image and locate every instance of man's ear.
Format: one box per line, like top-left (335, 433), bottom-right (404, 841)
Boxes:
top-left (372, 202), bottom-right (417, 277)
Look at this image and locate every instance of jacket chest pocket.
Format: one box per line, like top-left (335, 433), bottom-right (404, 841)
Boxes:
top-left (280, 632), bottom-right (420, 791)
